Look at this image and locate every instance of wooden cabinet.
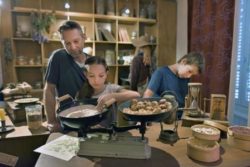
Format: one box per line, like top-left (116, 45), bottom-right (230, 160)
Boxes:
top-left (1, 0), bottom-right (177, 89)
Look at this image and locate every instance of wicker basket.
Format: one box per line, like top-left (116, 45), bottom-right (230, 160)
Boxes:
top-left (203, 120), bottom-right (228, 132)
top-left (191, 124), bottom-right (220, 141)
top-left (228, 126), bottom-right (250, 141)
top-left (187, 137), bottom-right (220, 162)
top-left (227, 133), bottom-right (250, 151)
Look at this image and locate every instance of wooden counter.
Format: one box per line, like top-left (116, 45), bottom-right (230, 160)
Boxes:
top-left (35, 122), bottom-right (250, 167)
top-left (181, 110), bottom-right (229, 127)
top-left (0, 115), bottom-right (49, 167)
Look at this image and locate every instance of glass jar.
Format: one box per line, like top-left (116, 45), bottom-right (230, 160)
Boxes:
top-left (96, 0), bottom-right (105, 14)
top-left (147, 1), bottom-right (156, 19)
top-left (16, 56), bottom-right (27, 65)
top-left (107, 0), bottom-right (115, 15)
top-left (118, 56), bottom-right (125, 65)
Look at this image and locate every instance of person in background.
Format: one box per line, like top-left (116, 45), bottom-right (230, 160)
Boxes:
top-left (143, 52), bottom-right (205, 119)
top-left (129, 36), bottom-right (156, 96)
top-left (44, 20), bottom-right (91, 132)
top-left (78, 56), bottom-right (140, 127)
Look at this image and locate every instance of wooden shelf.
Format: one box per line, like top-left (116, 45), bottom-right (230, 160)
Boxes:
top-left (7, 0), bottom-right (168, 86)
top-left (95, 41), bottom-right (116, 44)
top-left (14, 65), bottom-right (43, 68)
top-left (118, 42), bottom-right (133, 45)
top-left (12, 37), bottom-right (33, 41)
top-left (12, 7), bottom-right (39, 13)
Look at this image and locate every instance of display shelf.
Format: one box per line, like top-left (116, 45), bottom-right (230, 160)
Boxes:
top-left (8, 0), bottom-right (162, 86)
top-left (11, 0), bottom-right (40, 9)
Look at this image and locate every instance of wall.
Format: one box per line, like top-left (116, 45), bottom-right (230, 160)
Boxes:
top-left (176, 0), bottom-right (188, 61)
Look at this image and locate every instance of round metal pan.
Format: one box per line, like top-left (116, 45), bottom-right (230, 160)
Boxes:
top-left (58, 98), bottom-right (115, 129)
top-left (118, 97), bottom-right (178, 123)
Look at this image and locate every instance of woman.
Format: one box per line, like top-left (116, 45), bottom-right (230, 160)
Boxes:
top-left (130, 36), bottom-right (156, 95)
top-left (79, 56), bottom-right (140, 127)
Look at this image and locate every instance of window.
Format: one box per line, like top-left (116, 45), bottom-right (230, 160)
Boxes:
top-left (228, 0), bottom-right (250, 126)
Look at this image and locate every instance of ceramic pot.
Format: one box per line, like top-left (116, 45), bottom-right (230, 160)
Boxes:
top-left (118, 57), bottom-right (125, 65)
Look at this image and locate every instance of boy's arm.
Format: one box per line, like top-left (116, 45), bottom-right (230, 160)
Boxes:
top-left (143, 88), bottom-right (154, 97)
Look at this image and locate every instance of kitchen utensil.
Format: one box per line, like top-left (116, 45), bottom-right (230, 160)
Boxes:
top-left (119, 97), bottom-right (177, 122)
top-left (58, 96), bottom-right (116, 137)
top-left (118, 97), bottom-right (178, 140)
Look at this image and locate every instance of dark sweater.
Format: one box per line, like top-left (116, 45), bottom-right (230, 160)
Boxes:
top-left (130, 53), bottom-right (151, 91)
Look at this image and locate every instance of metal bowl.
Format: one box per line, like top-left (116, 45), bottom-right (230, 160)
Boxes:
top-left (57, 98), bottom-right (110, 129)
top-left (118, 97), bottom-right (178, 123)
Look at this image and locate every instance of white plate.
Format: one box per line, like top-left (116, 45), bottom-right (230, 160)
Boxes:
top-left (14, 98), bottom-right (39, 104)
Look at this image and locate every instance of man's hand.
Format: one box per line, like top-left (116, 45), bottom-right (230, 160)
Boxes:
top-left (47, 122), bottom-right (63, 132)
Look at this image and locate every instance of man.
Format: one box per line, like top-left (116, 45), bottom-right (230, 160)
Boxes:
top-left (44, 21), bottom-right (90, 132)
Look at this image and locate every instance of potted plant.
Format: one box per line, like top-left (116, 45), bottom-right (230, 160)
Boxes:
top-left (31, 11), bottom-right (56, 44)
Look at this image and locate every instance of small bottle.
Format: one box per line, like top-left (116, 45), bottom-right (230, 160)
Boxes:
top-left (0, 108), bottom-right (6, 129)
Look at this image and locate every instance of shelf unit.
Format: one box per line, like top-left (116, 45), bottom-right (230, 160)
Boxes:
top-left (1, 0), bottom-right (177, 92)
top-left (9, 0), bottom-right (158, 87)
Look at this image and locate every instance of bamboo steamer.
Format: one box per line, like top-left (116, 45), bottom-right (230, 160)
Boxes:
top-left (203, 120), bottom-right (228, 138)
top-left (191, 124), bottom-right (220, 141)
top-left (228, 126), bottom-right (250, 141)
top-left (187, 137), bottom-right (220, 162)
top-left (227, 126), bottom-right (250, 152)
top-left (203, 120), bottom-right (228, 132)
top-left (227, 133), bottom-right (250, 151)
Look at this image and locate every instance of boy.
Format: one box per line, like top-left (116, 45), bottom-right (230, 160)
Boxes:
top-left (143, 52), bottom-right (204, 118)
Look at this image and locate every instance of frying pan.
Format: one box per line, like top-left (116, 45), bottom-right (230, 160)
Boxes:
top-left (57, 95), bottom-right (116, 130)
top-left (118, 97), bottom-right (178, 123)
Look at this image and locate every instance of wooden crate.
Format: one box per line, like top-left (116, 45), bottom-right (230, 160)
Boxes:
top-left (210, 94), bottom-right (226, 121)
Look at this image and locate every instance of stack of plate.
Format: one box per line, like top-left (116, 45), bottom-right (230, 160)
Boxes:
top-left (227, 126), bottom-right (250, 151)
top-left (187, 124), bottom-right (221, 162)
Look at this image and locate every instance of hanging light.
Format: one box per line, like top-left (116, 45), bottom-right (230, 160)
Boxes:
top-left (125, 8), bottom-right (130, 15)
top-left (121, 5), bottom-right (130, 16)
top-left (120, 0), bottom-right (131, 17)
top-left (64, 1), bottom-right (70, 20)
top-left (64, 2), bottom-right (70, 9)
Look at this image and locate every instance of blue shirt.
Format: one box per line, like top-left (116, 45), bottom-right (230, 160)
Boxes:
top-left (147, 66), bottom-right (189, 107)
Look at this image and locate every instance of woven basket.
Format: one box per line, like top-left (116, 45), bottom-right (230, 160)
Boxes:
top-left (227, 133), bottom-right (250, 151)
top-left (228, 126), bottom-right (250, 141)
top-left (203, 120), bottom-right (228, 132)
top-left (187, 137), bottom-right (220, 162)
top-left (191, 124), bottom-right (220, 141)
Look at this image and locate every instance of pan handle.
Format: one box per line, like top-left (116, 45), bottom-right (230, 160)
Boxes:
top-left (96, 98), bottom-right (116, 111)
top-left (103, 98), bottom-right (116, 108)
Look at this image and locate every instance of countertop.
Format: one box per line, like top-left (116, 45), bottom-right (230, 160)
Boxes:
top-left (35, 122), bottom-right (250, 167)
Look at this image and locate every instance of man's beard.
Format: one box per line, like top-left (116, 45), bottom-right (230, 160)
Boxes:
top-left (68, 49), bottom-right (83, 58)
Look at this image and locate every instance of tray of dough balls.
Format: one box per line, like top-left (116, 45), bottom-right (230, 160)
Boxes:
top-left (187, 124), bottom-right (221, 163)
top-left (227, 125), bottom-right (250, 151)
top-left (118, 97), bottom-right (178, 122)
